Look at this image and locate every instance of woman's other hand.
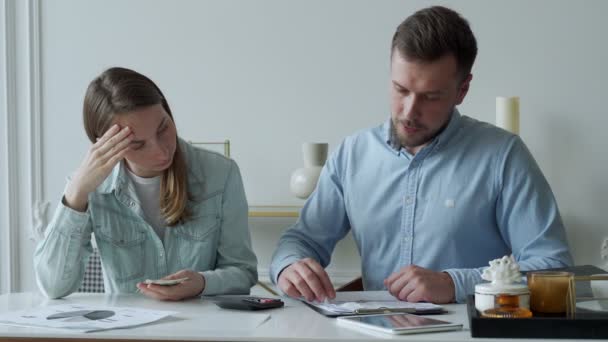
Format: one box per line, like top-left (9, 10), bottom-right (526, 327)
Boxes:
top-left (136, 270), bottom-right (205, 301)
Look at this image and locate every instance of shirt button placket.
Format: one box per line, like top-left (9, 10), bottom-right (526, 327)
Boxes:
top-left (406, 167), bottom-right (418, 265)
top-left (404, 179), bottom-right (415, 265)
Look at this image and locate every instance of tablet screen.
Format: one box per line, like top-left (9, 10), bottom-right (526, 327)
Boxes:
top-left (337, 313), bottom-right (462, 335)
top-left (351, 313), bottom-right (450, 328)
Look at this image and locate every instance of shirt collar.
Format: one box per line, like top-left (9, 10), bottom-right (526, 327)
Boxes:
top-left (384, 108), bottom-right (462, 156)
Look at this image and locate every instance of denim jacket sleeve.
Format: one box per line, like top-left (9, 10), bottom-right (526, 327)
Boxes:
top-left (34, 193), bottom-right (93, 299)
top-left (200, 160), bottom-right (258, 295)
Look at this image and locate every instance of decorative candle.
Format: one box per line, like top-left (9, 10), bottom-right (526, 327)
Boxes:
top-left (527, 271), bottom-right (573, 314)
top-left (496, 96), bottom-right (520, 134)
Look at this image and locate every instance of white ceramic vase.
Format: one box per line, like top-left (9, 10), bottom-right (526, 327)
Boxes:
top-left (290, 143), bottom-right (328, 199)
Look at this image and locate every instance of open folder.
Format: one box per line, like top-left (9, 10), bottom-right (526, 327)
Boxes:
top-left (302, 291), bottom-right (444, 317)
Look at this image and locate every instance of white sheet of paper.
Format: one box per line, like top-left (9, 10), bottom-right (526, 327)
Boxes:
top-left (192, 312), bottom-right (271, 331)
top-left (0, 304), bottom-right (177, 333)
top-left (305, 291), bottom-right (442, 314)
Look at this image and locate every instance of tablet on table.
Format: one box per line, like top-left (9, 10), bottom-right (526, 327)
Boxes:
top-left (337, 312), bottom-right (462, 335)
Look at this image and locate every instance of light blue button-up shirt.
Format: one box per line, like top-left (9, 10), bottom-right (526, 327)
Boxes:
top-left (35, 139), bottom-right (257, 298)
top-left (270, 109), bottom-right (573, 303)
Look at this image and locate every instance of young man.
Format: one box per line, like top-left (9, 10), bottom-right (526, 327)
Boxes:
top-left (270, 6), bottom-right (572, 304)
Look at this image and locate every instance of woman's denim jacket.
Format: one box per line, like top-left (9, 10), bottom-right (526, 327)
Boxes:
top-left (35, 139), bottom-right (258, 298)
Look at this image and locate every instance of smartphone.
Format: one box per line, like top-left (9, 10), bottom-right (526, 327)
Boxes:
top-left (143, 277), bottom-right (189, 286)
top-left (337, 313), bottom-right (462, 335)
top-left (210, 296), bottom-right (284, 311)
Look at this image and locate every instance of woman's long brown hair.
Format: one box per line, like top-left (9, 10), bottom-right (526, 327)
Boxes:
top-left (82, 67), bottom-right (189, 225)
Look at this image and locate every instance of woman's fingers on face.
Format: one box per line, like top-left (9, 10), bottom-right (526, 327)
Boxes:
top-left (97, 134), bottom-right (133, 166)
top-left (104, 144), bottom-right (130, 168)
top-left (101, 133), bottom-right (132, 159)
top-left (93, 124), bottom-right (120, 148)
top-left (112, 133), bottom-right (133, 154)
top-left (97, 127), bottom-right (132, 155)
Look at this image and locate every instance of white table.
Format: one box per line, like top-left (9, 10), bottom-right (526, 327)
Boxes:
top-left (0, 292), bottom-right (591, 341)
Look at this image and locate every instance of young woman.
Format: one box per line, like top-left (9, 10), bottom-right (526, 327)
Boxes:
top-left (35, 67), bottom-right (257, 300)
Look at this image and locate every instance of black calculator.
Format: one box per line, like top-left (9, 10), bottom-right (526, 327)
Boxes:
top-left (210, 296), bottom-right (284, 311)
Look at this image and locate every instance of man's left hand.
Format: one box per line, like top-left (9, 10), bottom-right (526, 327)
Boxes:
top-left (384, 265), bottom-right (455, 304)
top-left (137, 269), bottom-right (205, 301)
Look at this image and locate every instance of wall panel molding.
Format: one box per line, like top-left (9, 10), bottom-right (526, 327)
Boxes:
top-left (0, 0), bottom-right (20, 294)
top-left (0, 0), bottom-right (47, 293)
top-left (27, 0), bottom-right (48, 241)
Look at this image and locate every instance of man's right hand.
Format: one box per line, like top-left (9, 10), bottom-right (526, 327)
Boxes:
top-left (64, 124), bottom-right (133, 212)
top-left (277, 258), bottom-right (336, 302)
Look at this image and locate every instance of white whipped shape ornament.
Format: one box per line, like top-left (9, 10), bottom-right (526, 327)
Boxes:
top-left (475, 255), bottom-right (530, 312)
top-left (481, 255), bottom-right (522, 285)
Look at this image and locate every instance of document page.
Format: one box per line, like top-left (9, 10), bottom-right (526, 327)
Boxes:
top-left (0, 304), bottom-right (177, 333)
top-left (305, 291), bottom-right (443, 315)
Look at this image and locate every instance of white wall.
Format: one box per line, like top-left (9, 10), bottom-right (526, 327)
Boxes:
top-left (2, 0), bottom-right (608, 293)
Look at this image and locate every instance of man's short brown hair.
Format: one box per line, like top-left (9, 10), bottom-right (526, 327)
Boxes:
top-left (391, 6), bottom-right (477, 80)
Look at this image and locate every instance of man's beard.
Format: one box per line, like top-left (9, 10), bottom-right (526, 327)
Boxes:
top-left (390, 117), bottom-right (432, 150)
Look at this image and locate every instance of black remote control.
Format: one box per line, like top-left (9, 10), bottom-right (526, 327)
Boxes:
top-left (211, 296), bottom-right (284, 311)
